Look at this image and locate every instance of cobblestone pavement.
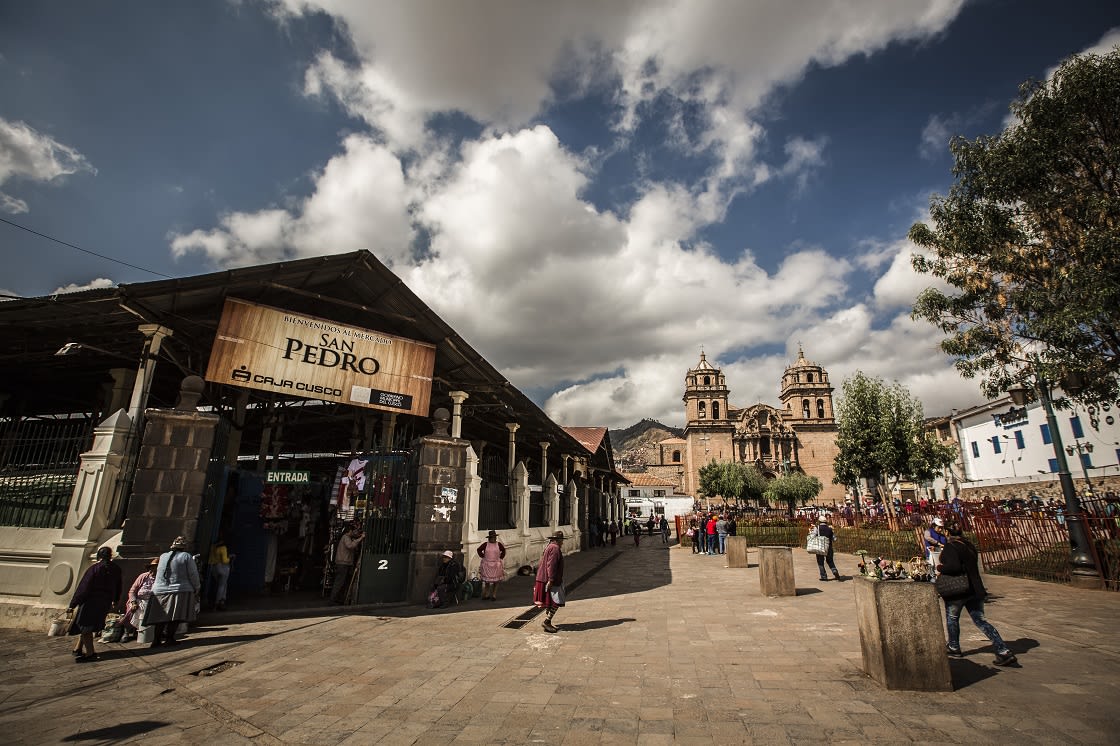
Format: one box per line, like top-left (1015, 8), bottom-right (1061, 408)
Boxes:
top-left (3, 538), bottom-right (1119, 745)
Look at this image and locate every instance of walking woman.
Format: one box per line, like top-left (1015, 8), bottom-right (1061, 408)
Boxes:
top-left (142, 536), bottom-right (201, 648)
top-left (939, 524), bottom-right (1018, 666)
top-left (476, 530), bottom-right (507, 601)
top-left (533, 531), bottom-right (565, 633)
top-left (67, 546), bottom-right (123, 662)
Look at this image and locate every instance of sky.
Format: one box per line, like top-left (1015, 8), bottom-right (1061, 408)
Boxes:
top-left (2, 1), bottom-right (1119, 429)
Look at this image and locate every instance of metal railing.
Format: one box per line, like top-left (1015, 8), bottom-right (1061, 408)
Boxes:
top-left (0, 414), bottom-right (96, 528)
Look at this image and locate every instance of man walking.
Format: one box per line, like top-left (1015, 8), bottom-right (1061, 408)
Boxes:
top-left (659, 515), bottom-right (670, 543)
top-left (329, 523), bottom-right (364, 604)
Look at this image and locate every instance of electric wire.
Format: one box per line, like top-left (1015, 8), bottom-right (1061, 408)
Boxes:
top-left (0, 216), bottom-right (174, 279)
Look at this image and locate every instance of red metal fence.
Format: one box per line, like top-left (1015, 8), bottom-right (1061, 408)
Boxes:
top-left (678, 509), bottom-right (1119, 591)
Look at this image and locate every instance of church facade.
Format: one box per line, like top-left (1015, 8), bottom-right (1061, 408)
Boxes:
top-left (662, 348), bottom-right (844, 505)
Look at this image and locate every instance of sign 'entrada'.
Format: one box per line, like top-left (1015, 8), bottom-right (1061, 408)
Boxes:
top-left (204, 298), bottom-right (435, 417)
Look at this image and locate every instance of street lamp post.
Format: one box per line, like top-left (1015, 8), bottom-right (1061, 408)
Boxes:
top-left (1008, 369), bottom-right (1101, 588)
top-left (1066, 440), bottom-right (1095, 497)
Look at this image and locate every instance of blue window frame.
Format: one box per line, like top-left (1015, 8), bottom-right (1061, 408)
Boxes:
top-left (1014, 430), bottom-right (1025, 449)
top-left (1080, 453), bottom-right (1094, 469)
top-left (1071, 416), bottom-right (1084, 439)
top-left (971, 441), bottom-right (979, 458)
top-left (1040, 423), bottom-right (1052, 444)
top-left (1048, 458), bottom-right (1059, 473)
top-left (991, 437), bottom-right (1002, 454)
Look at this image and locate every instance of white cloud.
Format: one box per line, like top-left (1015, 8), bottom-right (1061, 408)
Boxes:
top-left (0, 192), bottom-right (28, 214)
top-left (51, 278), bottom-right (115, 295)
top-left (170, 1), bottom-right (978, 428)
top-left (170, 134), bottom-right (413, 266)
top-left (919, 114), bottom-right (952, 161)
top-left (0, 117), bottom-right (95, 213)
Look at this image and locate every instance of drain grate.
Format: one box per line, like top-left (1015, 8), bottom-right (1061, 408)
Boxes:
top-left (500, 550), bottom-right (624, 629)
top-left (190, 660), bottom-right (242, 677)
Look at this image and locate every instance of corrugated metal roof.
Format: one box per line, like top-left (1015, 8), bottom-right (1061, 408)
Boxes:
top-left (562, 426), bottom-right (607, 454)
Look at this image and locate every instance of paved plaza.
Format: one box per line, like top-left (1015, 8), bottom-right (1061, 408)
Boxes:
top-left (2, 538), bottom-right (1119, 745)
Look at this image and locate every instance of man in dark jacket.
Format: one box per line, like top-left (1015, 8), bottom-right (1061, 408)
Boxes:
top-left (432, 550), bottom-right (463, 607)
top-left (938, 524), bottom-right (1017, 666)
top-left (815, 517), bottom-right (841, 581)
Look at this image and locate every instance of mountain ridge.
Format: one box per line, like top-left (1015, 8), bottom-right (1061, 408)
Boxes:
top-left (610, 418), bottom-right (683, 472)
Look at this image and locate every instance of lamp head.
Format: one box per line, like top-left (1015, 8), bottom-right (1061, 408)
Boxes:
top-left (1060, 369), bottom-right (1086, 396)
top-left (1007, 382), bottom-right (1031, 407)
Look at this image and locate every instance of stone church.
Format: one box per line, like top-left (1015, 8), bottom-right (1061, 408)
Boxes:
top-left (649, 347), bottom-right (844, 505)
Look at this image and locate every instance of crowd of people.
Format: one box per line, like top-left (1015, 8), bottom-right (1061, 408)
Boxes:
top-left (684, 512), bottom-right (737, 555)
top-left (64, 535), bottom-right (202, 662)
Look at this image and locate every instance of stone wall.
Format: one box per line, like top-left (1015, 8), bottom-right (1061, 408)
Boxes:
top-left (118, 409), bottom-right (221, 557)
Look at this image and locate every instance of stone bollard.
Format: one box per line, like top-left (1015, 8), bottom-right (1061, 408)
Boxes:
top-left (758, 546), bottom-right (795, 596)
top-left (853, 576), bottom-right (952, 691)
top-left (726, 536), bottom-right (749, 568)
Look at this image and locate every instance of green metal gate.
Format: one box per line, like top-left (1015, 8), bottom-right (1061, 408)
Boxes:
top-left (356, 448), bottom-right (419, 603)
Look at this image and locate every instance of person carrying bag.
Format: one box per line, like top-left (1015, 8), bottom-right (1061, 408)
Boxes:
top-left (938, 524), bottom-right (1017, 666)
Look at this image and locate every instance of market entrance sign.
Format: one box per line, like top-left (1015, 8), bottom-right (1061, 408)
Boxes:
top-left (266, 471), bottom-right (311, 484)
top-left (205, 298), bottom-right (435, 417)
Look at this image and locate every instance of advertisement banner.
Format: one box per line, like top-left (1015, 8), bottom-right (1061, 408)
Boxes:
top-left (204, 298), bottom-right (435, 417)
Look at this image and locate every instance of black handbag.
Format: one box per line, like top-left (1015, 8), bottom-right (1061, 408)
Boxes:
top-left (935, 572), bottom-right (971, 599)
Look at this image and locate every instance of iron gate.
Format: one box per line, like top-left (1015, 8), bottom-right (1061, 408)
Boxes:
top-left (356, 448), bottom-right (419, 603)
top-left (0, 414), bottom-right (96, 528)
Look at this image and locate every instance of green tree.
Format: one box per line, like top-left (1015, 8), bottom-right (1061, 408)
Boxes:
top-left (737, 463), bottom-right (769, 507)
top-left (764, 471), bottom-right (822, 517)
top-left (698, 460), bottom-right (770, 507)
top-left (832, 372), bottom-right (956, 525)
top-left (909, 47), bottom-right (1120, 406)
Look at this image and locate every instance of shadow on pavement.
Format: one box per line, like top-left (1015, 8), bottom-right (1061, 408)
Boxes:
top-left (61, 720), bottom-right (170, 741)
top-left (146, 633), bottom-right (275, 651)
top-left (1005, 637), bottom-right (1040, 656)
top-left (949, 658), bottom-right (1002, 689)
top-left (555, 618), bottom-right (637, 632)
top-left (795, 587), bottom-right (823, 596)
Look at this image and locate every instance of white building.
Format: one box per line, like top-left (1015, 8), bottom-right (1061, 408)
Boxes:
top-left (618, 473), bottom-right (694, 522)
top-left (948, 392), bottom-right (1120, 498)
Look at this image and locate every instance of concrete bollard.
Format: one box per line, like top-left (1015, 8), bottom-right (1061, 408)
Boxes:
top-left (758, 546), bottom-right (795, 596)
top-left (726, 536), bottom-right (749, 568)
top-left (853, 576), bottom-right (952, 691)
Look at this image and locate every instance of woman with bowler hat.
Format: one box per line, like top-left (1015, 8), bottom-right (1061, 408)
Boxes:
top-left (533, 531), bottom-right (566, 633)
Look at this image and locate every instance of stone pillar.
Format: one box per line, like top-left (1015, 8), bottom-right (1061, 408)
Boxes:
top-left (39, 410), bottom-right (133, 610)
top-left (505, 423), bottom-right (519, 526)
top-left (726, 535), bottom-right (749, 568)
top-left (382, 412), bottom-right (398, 448)
top-left (127, 324), bottom-right (173, 422)
top-left (408, 408), bottom-right (470, 604)
top-left (513, 461), bottom-right (530, 539)
top-left (567, 478), bottom-right (580, 532)
top-left (544, 473), bottom-right (559, 530)
top-left (854, 576), bottom-right (952, 691)
top-left (539, 441), bottom-right (550, 486)
top-left (105, 368), bottom-right (135, 416)
top-left (758, 546), bottom-right (796, 596)
top-left (460, 443), bottom-right (483, 577)
top-left (224, 390), bottom-right (250, 466)
top-left (449, 391), bottom-right (468, 439)
top-left (117, 406), bottom-right (221, 559)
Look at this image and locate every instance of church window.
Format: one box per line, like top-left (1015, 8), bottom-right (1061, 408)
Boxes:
top-left (807, 372), bottom-right (815, 382)
top-left (698, 401), bottom-right (706, 418)
top-left (672, 450), bottom-right (681, 463)
top-left (817, 399), bottom-right (825, 418)
top-left (802, 399), bottom-right (811, 419)
top-left (703, 376), bottom-right (710, 386)
top-left (712, 402), bottom-right (720, 419)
